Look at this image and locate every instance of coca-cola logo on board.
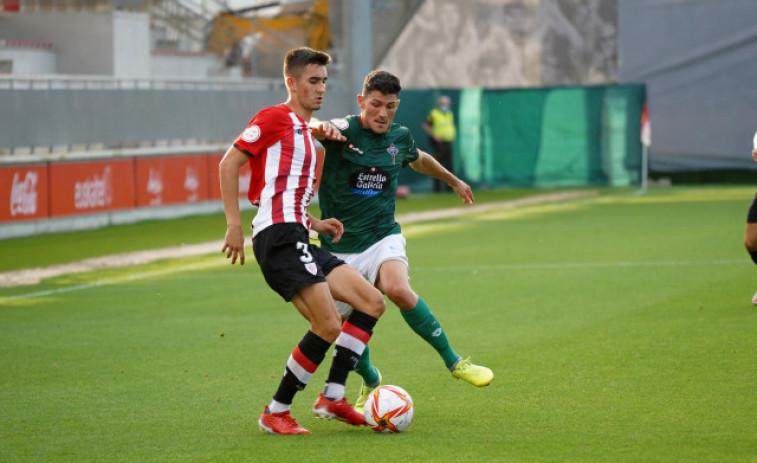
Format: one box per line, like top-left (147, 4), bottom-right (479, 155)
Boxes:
top-left (10, 171), bottom-right (38, 216)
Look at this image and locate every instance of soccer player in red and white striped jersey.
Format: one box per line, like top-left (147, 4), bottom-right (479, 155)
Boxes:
top-left (234, 103), bottom-right (317, 234)
top-left (219, 47), bottom-right (386, 435)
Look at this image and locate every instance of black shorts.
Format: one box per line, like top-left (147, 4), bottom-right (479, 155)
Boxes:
top-left (748, 193), bottom-right (757, 223)
top-left (252, 223), bottom-right (345, 302)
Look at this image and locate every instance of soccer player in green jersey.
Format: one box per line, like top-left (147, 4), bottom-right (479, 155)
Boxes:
top-left (312, 70), bottom-right (493, 412)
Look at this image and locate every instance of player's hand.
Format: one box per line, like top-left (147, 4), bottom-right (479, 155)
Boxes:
top-left (314, 121), bottom-right (346, 142)
top-left (752, 149), bottom-right (757, 162)
top-left (452, 179), bottom-right (474, 205)
top-left (311, 217), bottom-right (344, 243)
top-left (222, 225), bottom-right (245, 265)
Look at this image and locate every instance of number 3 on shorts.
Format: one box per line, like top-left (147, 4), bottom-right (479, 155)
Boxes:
top-left (296, 241), bottom-right (313, 263)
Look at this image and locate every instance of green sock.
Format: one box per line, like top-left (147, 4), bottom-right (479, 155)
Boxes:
top-left (400, 297), bottom-right (459, 369)
top-left (355, 344), bottom-right (380, 387)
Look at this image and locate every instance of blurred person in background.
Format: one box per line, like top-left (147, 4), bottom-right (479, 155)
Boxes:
top-left (422, 95), bottom-right (457, 193)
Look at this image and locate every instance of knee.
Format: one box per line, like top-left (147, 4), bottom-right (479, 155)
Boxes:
top-left (746, 238), bottom-right (757, 265)
top-left (312, 318), bottom-right (342, 343)
top-left (368, 290), bottom-right (386, 318)
top-left (384, 284), bottom-right (417, 311)
top-left (746, 235), bottom-right (757, 252)
top-left (357, 287), bottom-right (385, 319)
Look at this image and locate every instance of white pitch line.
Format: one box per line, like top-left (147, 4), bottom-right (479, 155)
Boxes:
top-left (0, 259), bottom-right (225, 303)
top-left (0, 191), bottom-right (595, 288)
top-left (2, 258), bottom-right (746, 304)
top-left (413, 259), bottom-right (746, 272)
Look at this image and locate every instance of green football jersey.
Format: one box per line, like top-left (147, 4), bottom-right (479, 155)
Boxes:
top-left (318, 115), bottom-right (419, 253)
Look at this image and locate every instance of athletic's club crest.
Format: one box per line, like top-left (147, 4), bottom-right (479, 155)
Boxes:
top-left (387, 144), bottom-right (398, 165)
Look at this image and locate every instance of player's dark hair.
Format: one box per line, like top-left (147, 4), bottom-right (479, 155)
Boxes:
top-left (283, 47), bottom-right (331, 78)
top-left (362, 70), bottom-right (402, 96)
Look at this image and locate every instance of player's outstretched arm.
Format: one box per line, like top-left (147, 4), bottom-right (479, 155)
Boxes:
top-left (450, 178), bottom-right (474, 205)
top-left (752, 148), bottom-right (757, 162)
top-left (219, 146), bottom-right (249, 265)
top-left (310, 118), bottom-right (346, 142)
top-left (410, 149), bottom-right (474, 205)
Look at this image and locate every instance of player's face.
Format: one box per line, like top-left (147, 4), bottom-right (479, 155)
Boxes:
top-left (358, 91), bottom-right (400, 134)
top-left (289, 64), bottom-right (328, 113)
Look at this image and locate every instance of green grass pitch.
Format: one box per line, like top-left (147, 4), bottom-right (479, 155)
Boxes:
top-left (1, 186), bottom-right (756, 462)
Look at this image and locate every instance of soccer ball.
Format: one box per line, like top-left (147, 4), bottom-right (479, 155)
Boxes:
top-left (363, 385), bottom-right (414, 433)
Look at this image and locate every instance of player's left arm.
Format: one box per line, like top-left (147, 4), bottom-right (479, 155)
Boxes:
top-left (308, 212), bottom-right (344, 243)
top-left (409, 149), bottom-right (474, 205)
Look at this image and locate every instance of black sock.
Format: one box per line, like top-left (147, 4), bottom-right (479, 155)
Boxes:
top-left (325, 311), bottom-right (377, 393)
top-left (272, 331), bottom-right (330, 406)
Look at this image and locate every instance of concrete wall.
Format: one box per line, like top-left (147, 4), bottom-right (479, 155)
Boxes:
top-left (0, 11), bottom-right (149, 76)
top-left (0, 45), bottom-right (56, 74)
top-left (150, 52), bottom-right (219, 79)
top-left (379, 0), bottom-right (617, 88)
top-left (0, 12), bottom-right (114, 74)
top-left (112, 11), bottom-right (150, 78)
top-left (618, 0), bottom-right (757, 172)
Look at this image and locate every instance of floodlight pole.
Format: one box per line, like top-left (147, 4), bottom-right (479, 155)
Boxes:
top-left (344, 0), bottom-right (372, 110)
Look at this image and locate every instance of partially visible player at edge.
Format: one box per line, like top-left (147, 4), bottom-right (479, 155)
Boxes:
top-left (311, 70), bottom-right (493, 413)
top-left (219, 47), bottom-right (386, 435)
top-left (745, 147), bottom-right (757, 304)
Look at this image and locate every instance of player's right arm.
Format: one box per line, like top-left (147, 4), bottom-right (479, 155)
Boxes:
top-left (219, 145), bottom-right (249, 265)
top-left (410, 149), bottom-right (474, 205)
top-left (310, 117), bottom-right (346, 142)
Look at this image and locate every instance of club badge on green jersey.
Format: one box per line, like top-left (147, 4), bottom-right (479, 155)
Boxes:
top-left (387, 143), bottom-right (398, 165)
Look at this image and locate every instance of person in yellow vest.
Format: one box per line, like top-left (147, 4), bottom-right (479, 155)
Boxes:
top-left (422, 95), bottom-right (457, 192)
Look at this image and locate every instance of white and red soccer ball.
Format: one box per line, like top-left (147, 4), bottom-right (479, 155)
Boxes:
top-left (363, 385), bottom-right (414, 433)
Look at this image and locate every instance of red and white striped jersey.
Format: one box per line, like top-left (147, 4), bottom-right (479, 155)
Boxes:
top-left (233, 104), bottom-right (317, 237)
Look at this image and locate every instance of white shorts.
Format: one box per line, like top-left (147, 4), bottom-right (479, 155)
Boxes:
top-left (332, 233), bottom-right (408, 317)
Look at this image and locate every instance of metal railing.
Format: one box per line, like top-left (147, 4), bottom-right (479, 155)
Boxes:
top-left (0, 73), bottom-right (285, 90)
top-left (0, 73), bottom-right (289, 159)
top-left (0, 73), bottom-right (352, 160)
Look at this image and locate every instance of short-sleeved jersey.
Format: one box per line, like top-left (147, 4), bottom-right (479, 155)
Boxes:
top-left (318, 115), bottom-right (419, 253)
top-left (233, 104), bottom-right (317, 237)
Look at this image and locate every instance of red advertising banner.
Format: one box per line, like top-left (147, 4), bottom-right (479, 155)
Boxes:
top-left (135, 155), bottom-right (209, 207)
top-left (207, 154), bottom-right (223, 200)
top-left (0, 149), bottom-right (327, 226)
top-left (3, 0), bottom-right (21, 12)
top-left (207, 153), bottom-right (253, 201)
top-left (49, 159), bottom-right (135, 217)
top-left (0, 164), bottom-right (49, 222)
